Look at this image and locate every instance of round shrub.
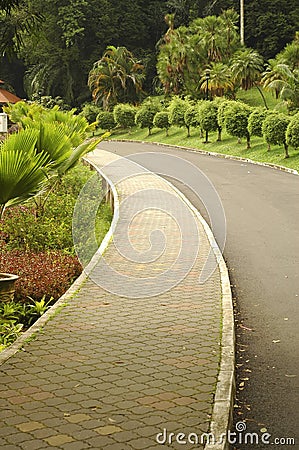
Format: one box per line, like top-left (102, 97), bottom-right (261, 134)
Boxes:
top-left (168, 97), bottom-right (190, 130)
top-left (286, 112), bottom-right (299, 149)
top-left (224, 102), bottom-right (252, 148)
top-left (153, 111), bottom-right (171, 135)
top-left (217, 99), bottom-right (234, 129)
top-left (184, 105), bottom-right (199, 137)
top-left (197, 101), bottom-right (221, 141)
top-left (135, 103), bottom-right (160, 135)
top-left (97, 111), bottom-right (116, 131)
top-left (262, 113), bottom-right (291, 157)
top-left (113, 104), bottom-right (136, 129)
top-left (80, 103), bottom-right (102, 123)
top-left (248, 108), bottom-right (268, 137)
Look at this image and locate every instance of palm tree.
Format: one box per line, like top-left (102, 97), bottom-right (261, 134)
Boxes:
top-left (157, 27), bottom-right (190, 95)
top-left (197, 15), bottom-right (224, 62)
top-left (200, 62), bottom-right (234, 97)
top-left (277, 41), bottom-right (299, 71)
top-left (88, 46), bottom-right (145, 110)
top-left (262, 64), bottom-right (299, 111)
top-left (231, 48), bottom-right (264, 89)
top-left (231, 47), bottom-right (268, 108)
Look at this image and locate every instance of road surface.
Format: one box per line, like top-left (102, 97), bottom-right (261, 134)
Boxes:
top-left (99, 140), bottom-right (299, 448)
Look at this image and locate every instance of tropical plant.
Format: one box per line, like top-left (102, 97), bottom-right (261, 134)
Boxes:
top-left (262, 113), bottom-right (291, 157)
top-left (199, 62), bottom-right (234, 98)
top-left (88, 46), bottom-right (145, 110)
top-left (261, 61), bottom-right (299, 112)
top-left (231, 48), bottom-right (268, 108)
top-left (0, 129), bottom-right (50, 218)
top-left (153, 111), bottom-right (171, 136)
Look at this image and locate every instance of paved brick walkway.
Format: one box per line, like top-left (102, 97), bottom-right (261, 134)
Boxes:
top-left (0, 149), bottom-right (223, 450)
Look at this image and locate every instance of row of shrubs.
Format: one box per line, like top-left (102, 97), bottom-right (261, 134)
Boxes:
top-left (82, 98), bottom-right (299, 158)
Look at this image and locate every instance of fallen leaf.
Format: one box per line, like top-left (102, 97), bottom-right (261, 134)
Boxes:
top-left (260, 427), bottom-right (267, 433)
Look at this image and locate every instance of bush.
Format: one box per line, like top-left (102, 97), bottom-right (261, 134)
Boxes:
top-left (135, 102), bottom-right (160, 135)
top-left (197, 101), bottom-right (221, 142)
top-left (217, 99), bottom-right (234, 129)
top-left (286, 112), bottom-right (299, 149)
top-left (168, 97), bottom-right (190, 136)
top-left (97, 111), bottom-right (116, 131)
top-left (80, 103), bottom-right (102, 124)
top-left (248, 108), bottom-right (269, 137)
top-left (262, 113), bottom-right (291, 157)
top-left (0, 251), bottom-right (81, 302)
top-left (153, 111), bottom-right (171, 136)
top-left (113, 103), bottom-right (136, 129)
top-left (224, 102), bottom-right (252, 148)
top-left (184, 105), bottom-right (200, 137)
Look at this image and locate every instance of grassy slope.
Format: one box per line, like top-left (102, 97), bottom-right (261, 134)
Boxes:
top-left (106, 87), bottom-right (299, 171)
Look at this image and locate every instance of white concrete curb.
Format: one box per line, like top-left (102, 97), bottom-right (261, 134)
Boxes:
top-left (114, 139), bottom-right (299, 176)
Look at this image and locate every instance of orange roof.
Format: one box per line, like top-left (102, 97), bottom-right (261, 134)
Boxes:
top-left (0, 88), bottom-right (21, 104)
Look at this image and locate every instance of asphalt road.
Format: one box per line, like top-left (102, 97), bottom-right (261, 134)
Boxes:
top-left (99, 140), bottom-right (299, 448)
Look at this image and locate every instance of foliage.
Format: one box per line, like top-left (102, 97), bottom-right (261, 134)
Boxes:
top-left (197, 100), bottom-right (222, 141)
top-left (0, 250), bottom-right (81, 302)
top-left (261, 38), bottom-right (299, 112)
top-left (231, 48), bottom-right (264, 90)
top-left (88, 46), bottom-right (145, 110)
top-left (217, 99), bottom-right (234, 128)
top-left (223, 101), bottom-right (252, 148)
top-left (153, 111), bottom-right (170, 135)
top-left (113, 103), bottom-right (136, 129)
top-left (97, 111), bottom-right (116, 131)
top-left (135, 101), bottom-right (160, 135)
top-left (184, 104), bottom-right (200, 136)
top-left (248, 108), bottom-right (269, 137)
top-left (262, 113), bottom-right (291, 157)
top-left (157, 9), bottom-right (241, 96)
top-left (286, 113), bottom-right (299, 149)
top-left (80, 103), bottom-right (102, 124)
top-left (168, 97), bottom-right (190, 135)
top-left (0, 129), bottom-right (50, 218)
top-left (199, 62), bottom-right (234, 98)
top-left (0, 163), bottom-right (112, 253)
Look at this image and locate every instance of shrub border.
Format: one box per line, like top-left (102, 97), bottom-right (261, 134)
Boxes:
top-left (0, 162), bottom-right (119, 366)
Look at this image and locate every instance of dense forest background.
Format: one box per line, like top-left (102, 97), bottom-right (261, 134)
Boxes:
top-left (1, 0), bottom-right (298, 106)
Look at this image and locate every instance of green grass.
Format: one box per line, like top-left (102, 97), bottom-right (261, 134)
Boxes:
top-left (236, 86), bottom-right (286, 111)
top-left (107, 126), bottom-right (299, 171)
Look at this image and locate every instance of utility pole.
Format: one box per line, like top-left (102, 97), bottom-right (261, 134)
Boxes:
top-left (240, 0), bottom-right (244, 45)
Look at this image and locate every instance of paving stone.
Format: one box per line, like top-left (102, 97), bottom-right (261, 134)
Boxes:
top-left (0, 149), bottom-right (223, 450)
top-left (44, 434), bottom-right (74, 446)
